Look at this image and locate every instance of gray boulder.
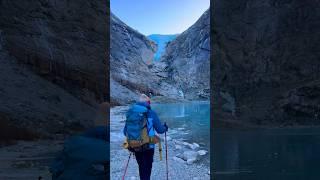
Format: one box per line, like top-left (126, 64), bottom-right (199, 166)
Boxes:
top-left (182, 151), bottom-right (199, 162)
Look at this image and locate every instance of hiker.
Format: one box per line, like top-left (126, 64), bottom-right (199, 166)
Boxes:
top-left (123, 94), bottom-right (168, 180)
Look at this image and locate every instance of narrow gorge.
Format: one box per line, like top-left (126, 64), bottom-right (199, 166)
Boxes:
top-left (110, 9), bottom-right (210, 105)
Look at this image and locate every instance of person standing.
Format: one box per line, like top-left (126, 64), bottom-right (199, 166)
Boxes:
top-left (123, 94), bottom-right (168, 180)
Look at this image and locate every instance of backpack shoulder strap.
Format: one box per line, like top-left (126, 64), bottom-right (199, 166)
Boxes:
top-left (144, 110), bottom-right (154, 133)
top-left (141, 111), bottom-right (148, 128)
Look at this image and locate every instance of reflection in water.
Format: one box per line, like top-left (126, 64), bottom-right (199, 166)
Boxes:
top-left (225, 136), bottom-right (239, 172)
top-left (175, 104), bottom-right (185, 118)
top-left (214, 128), bottom-right (320, 179)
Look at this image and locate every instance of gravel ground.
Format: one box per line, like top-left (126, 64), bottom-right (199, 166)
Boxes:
top-left (0, 140), bottom-right (63, 180)
top-left (110, 106), bottom-right (210, 180)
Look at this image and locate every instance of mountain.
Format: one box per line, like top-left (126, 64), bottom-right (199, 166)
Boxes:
top-left (110, 13), bottom-right (182, 105)
top-left (0, 0), bottom-right (108, 138)
top-left (148, 34), bottom-right (177, 61)
top-left (159, 9), bottom-right (210, 100)
top-left (110, 9), bottom-right (210, 104)
top-left (212, 0), bottom-right (320, 127)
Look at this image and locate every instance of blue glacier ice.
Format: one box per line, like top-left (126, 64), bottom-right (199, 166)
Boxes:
top-left (148, 34), bottom-right (178, 61)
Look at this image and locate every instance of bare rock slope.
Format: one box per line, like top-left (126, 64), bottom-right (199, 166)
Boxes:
top-left (160, 9), bottom-right (210, 100)
top-left (0, 0), bottom-right (108, 138)
top-left (110, 13), bottom-right (181, 104)
top-left (212, 0), bottom-right (320, 126)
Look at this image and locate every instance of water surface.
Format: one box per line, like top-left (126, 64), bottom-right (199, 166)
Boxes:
top-left (153, 101), bottom-right (209, 146)
top-left (152, 101), bottom-right (210, 166)
top-left (213, 128), bottom-right (320, 180)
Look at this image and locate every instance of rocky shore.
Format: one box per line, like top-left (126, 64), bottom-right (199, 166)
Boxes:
top-left (0, 140), bottom-right (63, 179)
top-left (110, 106), bottom-right (210, 180)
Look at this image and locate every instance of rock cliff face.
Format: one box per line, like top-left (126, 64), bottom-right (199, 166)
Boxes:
top-left (160, 9), bottom-right (210, 100)
top-left (212, 0), bottom-right (320, 126)
top-left (0, 0), bottom-right (108, 138)
top-left (0, 0), bottom-right (107, 103)
top-left (110, 9), bottom-right (210, 104)
top-left (110, 13), bottom-right (181, 105)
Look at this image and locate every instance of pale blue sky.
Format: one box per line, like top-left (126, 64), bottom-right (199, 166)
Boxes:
top-left (111, 0), bottom-right (210, 35)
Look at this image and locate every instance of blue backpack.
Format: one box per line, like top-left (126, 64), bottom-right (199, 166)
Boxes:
top-left (124, 104), bottom-right (151, 151)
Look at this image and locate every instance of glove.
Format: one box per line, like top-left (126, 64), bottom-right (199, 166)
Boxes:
top-left (164, 122), bottom-right (168, 132)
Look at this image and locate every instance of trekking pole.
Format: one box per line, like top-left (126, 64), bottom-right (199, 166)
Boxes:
top-left (159, 137), bottom-right (163, 161)
top-left (122, 152), bottom-right (132, 180)
top-left (165, 131), bottom-right (169, 180)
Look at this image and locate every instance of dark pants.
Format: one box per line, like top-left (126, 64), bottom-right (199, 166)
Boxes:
top-left (134, 148), bottom-right (154, 180)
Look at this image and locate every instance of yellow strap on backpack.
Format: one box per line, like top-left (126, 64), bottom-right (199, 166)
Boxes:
top-left (122, 138), bottom-right (129, 149)
top-left (158, 138), bottom-right (163, 161)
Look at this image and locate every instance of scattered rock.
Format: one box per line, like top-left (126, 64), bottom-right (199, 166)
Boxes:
top-left (173, 139), bottom-right (183, 145)
top-left (176, 153), bottom-right (184, 159)
top-left (175, 145), bottom-right (182, 150)
top-left (192, 143), bottom-right (200, 149)
top-left (173, 157), bottom-right (185, 163)
top-left (183, 142), bottom-right (191, 146)
top-left (183, 142), bottom-right (200, 150)
top-left (110, 106), bottom-right (211, 179)
top-left (187, 158), bottom-right (197, 165)
top-left (182, 151), bottom-right (199, 162)
top-left (197, 150), bottom-right (208, 156)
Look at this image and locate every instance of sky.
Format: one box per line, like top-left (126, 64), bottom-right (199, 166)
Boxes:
top-left (111, 0), bottom-right (210, 36)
